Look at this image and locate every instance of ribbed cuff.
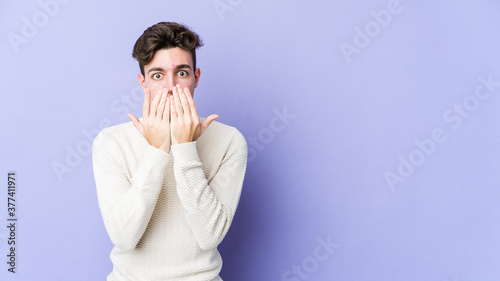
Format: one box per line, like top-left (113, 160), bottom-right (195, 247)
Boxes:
top-left (171, 141), bottom-right (200, 163)
top-left (132, 145), bottom-right (171, 191)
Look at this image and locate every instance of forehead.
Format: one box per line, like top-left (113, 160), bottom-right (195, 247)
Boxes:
top-left (145, 47), bottom-right (193, 71)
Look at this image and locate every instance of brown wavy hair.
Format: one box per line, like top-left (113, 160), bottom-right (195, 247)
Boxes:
top-left (132, 22), bottom-right (203, 75)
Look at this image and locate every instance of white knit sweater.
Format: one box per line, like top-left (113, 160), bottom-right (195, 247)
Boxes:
top-left (92, 119), bottom-right (247, 281)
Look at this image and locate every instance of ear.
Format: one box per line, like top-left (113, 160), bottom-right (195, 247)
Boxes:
top-left (194, 68), bottom-right (201, 88)
top-left (138, 73), bottom-right (146, 92)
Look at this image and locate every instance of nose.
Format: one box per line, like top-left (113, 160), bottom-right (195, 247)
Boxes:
top-left (163, 72), bottom-right (176, 94)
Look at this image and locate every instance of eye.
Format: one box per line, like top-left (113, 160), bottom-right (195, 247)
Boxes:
top-left (152, 73), bottom-right (163, 80)
top-left (178, 70), bottom-right (188, 77)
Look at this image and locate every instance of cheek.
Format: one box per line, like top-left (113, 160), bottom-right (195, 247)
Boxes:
top-left (180, 79), bottom-right (196, 90)
top-left (146, 82), bottom-right (163, 95)
top-left (181, 84), bottom-right (195, 96)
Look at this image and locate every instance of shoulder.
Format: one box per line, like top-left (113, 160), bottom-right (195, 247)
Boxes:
top-left (97, 121), bottom-right (136, 139)
top-left (198, 119), bottom-right (247, 163)
top-left (200, 119), bottom-right (246, 146)
top-left (93, 121), bottom-right (142, 151)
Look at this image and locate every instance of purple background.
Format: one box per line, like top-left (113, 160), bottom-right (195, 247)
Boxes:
top-left (2, 0), bottom-right (500, 280)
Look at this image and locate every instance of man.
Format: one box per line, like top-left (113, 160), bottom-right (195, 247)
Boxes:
top-left (92, 22), bottom-right (248, 281)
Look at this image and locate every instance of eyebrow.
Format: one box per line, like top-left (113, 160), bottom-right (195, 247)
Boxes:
top-left (175, 64), bottom-right (192, 71)
top-left (147, 67), bottom-right (164, 74)
top-left (147, 64), bottom-right (192, 74)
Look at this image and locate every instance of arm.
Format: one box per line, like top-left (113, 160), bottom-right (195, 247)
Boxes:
top-left (93, 87), bottom-right (172, 250)
top-left (171, 130), bottom-right (247, 250)
top-left (92, 131), bottom-right (171, 250)
top-left (169, 84), bottom-right (247, 250)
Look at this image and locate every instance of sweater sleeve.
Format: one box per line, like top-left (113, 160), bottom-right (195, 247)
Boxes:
top-left (92, 129), bottom-right (171, 251)
top-left (170, 129), bottom-right (248, 251)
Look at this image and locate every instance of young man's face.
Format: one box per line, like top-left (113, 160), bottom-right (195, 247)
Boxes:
top-left (138, 47), bottom-right (200, 100)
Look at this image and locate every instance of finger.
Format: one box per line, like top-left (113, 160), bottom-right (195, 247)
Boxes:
top-left (173, 85), bottom-right (184, 120)
top-left (128, 113), bottom-right (143, 133)
top-left (163, 95), bottom-right (171, 123)
top-left (170, 93), bottom-right (177, 120)
top-left (150, 88), bottom-right (163, 119)
top-left (170, 97), bottom-right (178, 145)
top-left (143, 88), bottom-right (151, 119)
top-left (200, 114), bottom-right (219, 134)
top-left (183, 87), bottom-right (199, 120)
top-left (177, 85), bottom-right (192, 118)
top-left (156, 89), bottom-right (167, 121)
